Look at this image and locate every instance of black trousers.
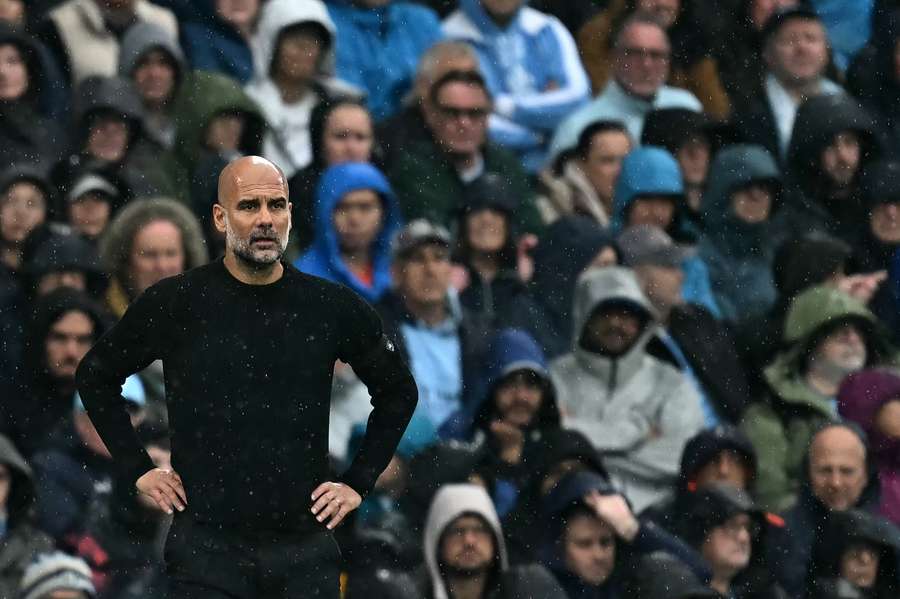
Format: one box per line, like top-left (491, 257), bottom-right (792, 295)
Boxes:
top-left (164, 514), bottom-right (341, 599)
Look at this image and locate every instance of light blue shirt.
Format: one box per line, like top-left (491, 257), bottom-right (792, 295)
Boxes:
top-left (400, 318), bottom-right (462, 429)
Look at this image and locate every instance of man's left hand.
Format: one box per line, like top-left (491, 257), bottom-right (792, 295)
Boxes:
top-left (311, 482), bottom-right (361, 529)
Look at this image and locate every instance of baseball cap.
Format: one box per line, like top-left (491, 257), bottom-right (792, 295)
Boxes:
top-left (617, 225), bottom-right (695, 268)
top-left (67, 173), bottom-right (119, 204)
top-left (391, 219), bottom-right (452, 259)
top-left (19, 552), bottom-right (96, 599)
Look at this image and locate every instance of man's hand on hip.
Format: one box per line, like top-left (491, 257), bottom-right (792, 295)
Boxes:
top-left (311, 482), bottom-right (361, 530)
top-left (137, 468), bottom-right (187, 514)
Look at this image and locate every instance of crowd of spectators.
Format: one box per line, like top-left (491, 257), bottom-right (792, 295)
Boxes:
top-left (2, 0), bottom-right (900, 597)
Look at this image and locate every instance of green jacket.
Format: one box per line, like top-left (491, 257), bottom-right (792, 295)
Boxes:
top-left (740, 286), bottom-right (882, 512)
top-left (387, 135), bottom-right (541, 234)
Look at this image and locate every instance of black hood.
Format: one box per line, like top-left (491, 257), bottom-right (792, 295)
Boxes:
top-left (0, 433), bottom-right (36, 528)
top-left (641, 108), bottom-right (712, 155)
top-left (72, 76), bottom-right (145, 151)
top-left (810, 509), bottom-right (900, 596)
top-left (22, 226), bottom-right (107, 296)
top-left (623, 551), bottom-right (718, 599)
top-left (677, 483), bottom-right (760, 549)
top-left (786, 94), bottom-right (881, 196)
top-left (0, 23), bottom-right (44, 106)
top-left (0, 162), bottom-right (54, 205)
top-left (22, 287), bottom-right (109, 391)
top-left (679, 425), bottom-right (758, 492)
top-left (529, 216), bottom-right (617, 324)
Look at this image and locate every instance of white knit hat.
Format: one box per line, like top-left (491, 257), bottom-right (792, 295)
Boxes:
top-left (19, 552), bottom-right (96, 599)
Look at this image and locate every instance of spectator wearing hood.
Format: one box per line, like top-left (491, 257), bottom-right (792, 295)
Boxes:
top-left (839, 369), bottom-right (900, 526)
top-left (808, 509), bottom-right (900, 599)
top-left (0, 24), bottom-right (66, 167)
top-left (854, 160), bottom-right (900, 341)
top-left (247, 0), bottom-right (362, 179)
top-left (641, 108), bottom-right (716, 222)
top-left (377, 40), bottom-right (480, 171)
top-left (440, 329), bottom-right (559, 518)
top-left (771, 423), bottom-right (883, 596)
top-left (388, 69), bottom-right (540, 234)
top-left (63, 171), bottom-right (122, 243)
top-left (416, 483), bottom-right (565, 598)
top-left (99, 196), bottom-right (207, 319)
top-left (537, 120), bottom-right (633, 228)
top-left (18, 551), bottom-right (95, 599)
top-left (576, 0), bottom-right (731, 119)
top-left (442, 0), bottom-right (590, 171)
top-left (454, 173), bottom-right (526, 324)
top-left (731, 6), bottom-right (844, 161)
top-left (773, 93), bottom-right (882, 249)
top-left (741, 285), bottom-right (894, 511)
top-left (168, 71), bottom-right (266, 238)
top-left (2, 288), bottom-right (108, 458)
top-left (698, 144), bottom-right (782, 326)
top-left (619, 226), bottom-right (753, 426)
top-left (288, 98), bottom-right (376, 253)
top-left (38, 0), bottom-right (177, 85)
top-left (56, 76), bottom-right (176, 201)
top-left (503, 216), bottom-right (619, 359)
top-left (549, 15), bottom-right (702, 164)
top-left (642, 426), bottom-right (758, 533)
top-left (848, 8), bottom-right (900, 156)
top-left (21, 225), bottom-right (106, 300)
top-left (540, 470), bottom-right (710, 599)
top-left (327, 0), bottom-right (443, 122)
top-left (610, 146), bottom-right (720, 316)
top-left (180, 0), bottom-right (258, 84)
top-left (0, 164), bottom-right (52, 274)
top-left (117, 22), bottom-right (185, 151)
top-left (550, 267), bottom-right (704, 512)
top-left (0, 435), bottom-right (53, 598)
top-left (377, 220), bottom-right (490, 430)
top-left (677, 484), bottom-right (787, 599)
top-left (295, 162), bottom-right (403, 304)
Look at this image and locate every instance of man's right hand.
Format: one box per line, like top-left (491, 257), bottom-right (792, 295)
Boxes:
top-left (136, 468), bottom-right (187, 514)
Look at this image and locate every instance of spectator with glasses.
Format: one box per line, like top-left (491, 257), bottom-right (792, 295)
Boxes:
top-left (388, 69), bottom-right (540, 234)
top-left (549, 15), bottom-right (702, 164)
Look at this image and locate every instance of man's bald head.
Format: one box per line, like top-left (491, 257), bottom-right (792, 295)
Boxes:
top-left (808, 424), bottom-right (869, 511)
top-left (213, 156), bottom-right (291, 270)
top-left (218, 156), bottom-right (288, 209)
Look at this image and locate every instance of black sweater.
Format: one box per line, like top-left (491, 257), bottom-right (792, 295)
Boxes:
top-left (76, 259), bottom-right (417, 532)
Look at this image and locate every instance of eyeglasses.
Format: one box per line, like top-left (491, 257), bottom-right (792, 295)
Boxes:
top-left (619, 47), bottom-right (670, 62)
top-left (434, 103), bottom-right (490, 121)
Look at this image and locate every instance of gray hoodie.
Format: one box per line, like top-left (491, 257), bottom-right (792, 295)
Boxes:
top-left (423, 484), bottom-right (507, 599)
top-left (550, 267), bottom-right (704, 512)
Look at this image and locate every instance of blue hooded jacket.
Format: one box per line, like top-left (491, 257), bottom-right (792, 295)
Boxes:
top-left (612, 147), bottom-right (720, 317)
top-left (294, 162), bottom-right (403, 303)
top-left (327, 0), bottom-right (442, 121)
top-left (443, 0), bottom-right (590, 171)
top-left (440, 328), bottom-right (558, 441)
top-left (180, 0), bottom-right (255, 84)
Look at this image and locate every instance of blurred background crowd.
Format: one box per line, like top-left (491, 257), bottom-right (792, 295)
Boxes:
top-left (2, 0), bottom-right (900, 597)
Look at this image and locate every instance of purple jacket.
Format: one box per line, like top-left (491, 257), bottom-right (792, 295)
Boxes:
top-left (838, 369), bottom-right (900, 525)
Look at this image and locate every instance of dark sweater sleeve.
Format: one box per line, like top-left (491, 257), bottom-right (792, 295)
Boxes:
top-left (76, 282), bottom-right (172, 486)
top-left (334, 289), bottom-right (418, 498)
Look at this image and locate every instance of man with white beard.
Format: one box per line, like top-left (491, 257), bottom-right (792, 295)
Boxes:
top-left (740, 285), bottom-right (894, 513)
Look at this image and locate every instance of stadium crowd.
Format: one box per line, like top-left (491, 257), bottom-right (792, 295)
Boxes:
top-left (2, 0), bottom-right (900, 597)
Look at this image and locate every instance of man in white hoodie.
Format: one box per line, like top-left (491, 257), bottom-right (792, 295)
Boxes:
top-left (419, 484), bottom-right (563, 599)
top-left (246, 0), bottom-right (360, 178)
top-left (550, 267), bottom-right (703, 512)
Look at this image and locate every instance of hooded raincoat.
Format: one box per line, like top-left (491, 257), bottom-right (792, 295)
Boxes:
top-left (550, 267), bottom-right (704, 512)
top-left (294, 162), bottom-right (403, 303)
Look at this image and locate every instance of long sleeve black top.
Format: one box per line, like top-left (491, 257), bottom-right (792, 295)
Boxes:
top-left (76, 259), bottom-right (417, 532)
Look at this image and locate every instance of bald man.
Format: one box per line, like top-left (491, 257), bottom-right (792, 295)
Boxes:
top-left (76, 156), bottom-right (418, 598)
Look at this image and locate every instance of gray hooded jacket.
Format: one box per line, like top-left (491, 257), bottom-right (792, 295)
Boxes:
top-left (550, 267), bottom-right (704, 512)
